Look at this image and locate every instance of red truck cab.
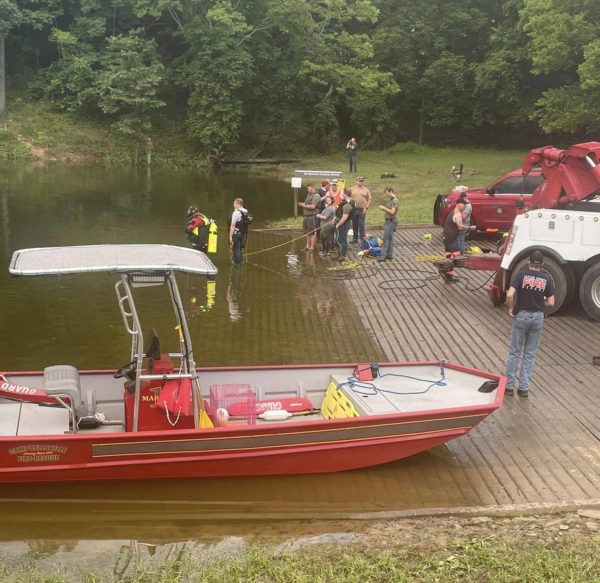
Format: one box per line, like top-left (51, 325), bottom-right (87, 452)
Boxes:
top-left (434, 169), bottom-right (542, 232)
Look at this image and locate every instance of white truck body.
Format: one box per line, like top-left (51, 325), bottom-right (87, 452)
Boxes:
top-left (502, 206), bottom-right (600, 270)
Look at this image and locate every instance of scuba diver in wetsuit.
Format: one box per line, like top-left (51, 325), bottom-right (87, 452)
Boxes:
top-left (185, 205), bottom-right (217, 253)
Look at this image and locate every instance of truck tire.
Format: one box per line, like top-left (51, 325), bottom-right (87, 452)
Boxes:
top-left (511, 256), bottom-right (575, 315)
top-left (579, 263), bottom-right (600, 322)
top-left (433, 195), bottom-right (443, 226)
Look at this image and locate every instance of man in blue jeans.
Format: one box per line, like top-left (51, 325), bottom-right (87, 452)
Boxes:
top-left (505, 251), bottom-right (555, 397)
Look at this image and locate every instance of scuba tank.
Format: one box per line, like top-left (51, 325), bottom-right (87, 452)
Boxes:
top-left (208, 221), bottom-right (218, 253)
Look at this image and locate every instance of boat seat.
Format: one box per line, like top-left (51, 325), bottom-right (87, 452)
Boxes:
top-left (44, 365), bottom-right (86, 417)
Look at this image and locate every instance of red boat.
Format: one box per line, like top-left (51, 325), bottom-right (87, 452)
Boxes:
top-left (0, 245), bottom-right (505, 484)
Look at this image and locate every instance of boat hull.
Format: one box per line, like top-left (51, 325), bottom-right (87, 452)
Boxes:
top-left (0, 362), bottom-right (503, 483)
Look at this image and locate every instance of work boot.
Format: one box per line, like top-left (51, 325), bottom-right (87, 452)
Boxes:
top-left (505, 387), bottom-right (514, 396)
top-left (444, 273), bottom-right (460, 283)
top-left (517, 388), bottom-right (529, 398)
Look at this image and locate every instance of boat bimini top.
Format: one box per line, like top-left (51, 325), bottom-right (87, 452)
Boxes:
top-left (8, 244), bottom-right (218, 431)
top-left (9, 244), bottom-right (218, 277)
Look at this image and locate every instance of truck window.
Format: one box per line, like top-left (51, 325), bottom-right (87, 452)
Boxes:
top-left (523, 174), bottom-right (543, 194)
top-left (492, 176), bottom-right (523, 194)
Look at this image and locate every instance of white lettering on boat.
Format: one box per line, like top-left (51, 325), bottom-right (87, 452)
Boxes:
top-left (0, 381), bottom-right (38, 395)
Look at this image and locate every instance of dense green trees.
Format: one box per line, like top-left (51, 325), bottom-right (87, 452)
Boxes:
top-left (3, 0), bottom-right (598, 153)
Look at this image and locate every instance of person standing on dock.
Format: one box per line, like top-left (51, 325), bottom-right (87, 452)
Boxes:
top-left (346, 137), bottom-right (358, 173)
top-left (316, 196), bottom-right (335, 256)
top-left (333, 189), bottom-right (355, 261)
top-left (350, 176), bottom-right (371, 244)
top-left (298, 183), bottom-right (321, 252)
top-left (377, 186), bottom-right (399, 261)
top-left (505, 251), bottom-right (555, 398)
top-left (457, 190), bottom-right (472, 255)
top-left (329, 179), bottom-right (341, 208)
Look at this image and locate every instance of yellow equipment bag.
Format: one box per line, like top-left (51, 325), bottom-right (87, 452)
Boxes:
top-left (321, 382), bottom-right (359, 419)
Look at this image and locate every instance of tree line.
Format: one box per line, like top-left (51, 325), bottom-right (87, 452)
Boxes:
top-left (1, 0), bottom-right (598, 156)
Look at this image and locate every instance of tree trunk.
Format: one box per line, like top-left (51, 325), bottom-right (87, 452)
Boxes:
top-left (0, 35), bottom-right (6, 117)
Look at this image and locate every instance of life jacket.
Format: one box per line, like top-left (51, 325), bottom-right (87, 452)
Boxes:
top-left (336, 198), bottom-right (355, 223)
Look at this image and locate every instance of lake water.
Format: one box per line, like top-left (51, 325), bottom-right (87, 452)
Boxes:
top-left (0, 162), bottom-right (469, 574)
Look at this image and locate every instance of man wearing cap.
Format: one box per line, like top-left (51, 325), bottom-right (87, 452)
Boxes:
top-left (440, 197), bottom-right (475, 282)
top-left (505, 251), bottom-right (555, 397)
top-left (350, 176), bottom-right (371, 244)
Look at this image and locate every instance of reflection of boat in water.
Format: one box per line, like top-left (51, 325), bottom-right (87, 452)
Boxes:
top-left (0, 244), bottom-right (505, 484)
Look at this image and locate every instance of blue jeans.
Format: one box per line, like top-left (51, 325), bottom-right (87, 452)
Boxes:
top-left (458, 230), bottom-right (466, 255)
top-left (336, 222), bottom-right (351, 257)
top-left (352, 209), bottom-right (366, 242)
top-left (380, 220), bottom-right (396, 258)
top-left (349, 153), bottom-right (357, 173)
top-left (505, 311), bottom-right (544, 391)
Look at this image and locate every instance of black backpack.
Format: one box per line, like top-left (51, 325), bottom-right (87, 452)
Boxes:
top-left (240, 209), bottom-right (253, 233)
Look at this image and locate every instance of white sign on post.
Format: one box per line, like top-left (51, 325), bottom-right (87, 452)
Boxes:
top-left (291, 176), bottom-right (302, 188)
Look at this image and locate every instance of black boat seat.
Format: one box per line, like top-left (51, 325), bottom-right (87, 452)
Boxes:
top-left (43, 365), bottom-right (86, 418)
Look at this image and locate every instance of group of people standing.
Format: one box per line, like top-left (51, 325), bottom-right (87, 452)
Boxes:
top-left (299, 176), bottom-right (398, 262)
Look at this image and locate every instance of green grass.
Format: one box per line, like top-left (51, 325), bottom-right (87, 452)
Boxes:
top-left (1, 536), bottom-right (599, 582)
top-left (2, 100), bottom-right (204, 167)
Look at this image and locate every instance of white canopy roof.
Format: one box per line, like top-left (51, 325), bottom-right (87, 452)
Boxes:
top-left (9, 245), bottom-right (218, 277)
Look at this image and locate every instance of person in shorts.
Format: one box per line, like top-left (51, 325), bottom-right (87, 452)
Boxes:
top-left (298, 183), bottom-right (321, 251)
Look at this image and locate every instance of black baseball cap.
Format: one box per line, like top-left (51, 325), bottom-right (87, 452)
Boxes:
top-left (529, 251), bottom-right (544, 266)
top-left (456, 197), bottom-right (468, 205)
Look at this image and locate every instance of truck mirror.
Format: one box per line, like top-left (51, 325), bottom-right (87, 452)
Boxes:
top-left (486, 188), bottom-right (495, 196)
top-left (515, 198), bottom-right (525, 210)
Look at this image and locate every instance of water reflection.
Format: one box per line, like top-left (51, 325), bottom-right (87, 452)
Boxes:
top-left (226, 264), bottom-right (246, 322)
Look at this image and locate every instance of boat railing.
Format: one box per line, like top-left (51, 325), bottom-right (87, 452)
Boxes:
top-left (52, 394), bottom-right (77, 433)
top-left (115, 281), bottom-right (138, 337)
top-left (138, 373), bottom-right (193, 381)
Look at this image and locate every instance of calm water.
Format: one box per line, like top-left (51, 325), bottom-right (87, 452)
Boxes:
top-left (0, 163), bottom-right (471, 566)
top-left (0, 162), bottom-right (376, 370)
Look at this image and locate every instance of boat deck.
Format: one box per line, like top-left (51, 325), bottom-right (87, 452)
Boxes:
top-left (340, 226), bottom-right (600, 511)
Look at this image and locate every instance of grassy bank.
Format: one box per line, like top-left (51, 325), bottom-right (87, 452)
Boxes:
top-left (1, 101), bottom-right (203, 167)
top-left (1, 534), bottom-right (598, 582)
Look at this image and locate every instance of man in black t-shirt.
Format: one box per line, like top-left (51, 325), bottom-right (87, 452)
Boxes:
top-left (504, 251), bottom-right (555, 397)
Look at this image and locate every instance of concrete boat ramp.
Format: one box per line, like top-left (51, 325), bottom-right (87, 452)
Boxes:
top-left (341, 226), bottom-right (600, 515)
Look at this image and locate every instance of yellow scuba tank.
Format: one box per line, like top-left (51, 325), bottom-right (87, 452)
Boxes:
top-left (208, 221), bottom-right (218, 253)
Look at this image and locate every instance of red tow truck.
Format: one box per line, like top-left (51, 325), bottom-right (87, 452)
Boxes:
top-left (446, 142), bottom-right (600, 321)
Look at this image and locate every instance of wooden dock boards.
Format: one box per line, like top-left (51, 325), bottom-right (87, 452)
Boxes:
top-left (342, 226), bottom-right (600, 508)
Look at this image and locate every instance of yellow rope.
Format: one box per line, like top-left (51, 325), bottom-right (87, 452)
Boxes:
top-left (415, 255), bottom-right (446, 262)
top-left (244, 227), bottom-right (320, 257)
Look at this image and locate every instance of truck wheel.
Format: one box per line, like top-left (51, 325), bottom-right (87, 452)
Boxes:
top-left (433, 195), bottom-right (443, 226)
top-left (511, 256), bottom-right (575, 315)
top-left (579, 263), bottom-right (600, 322)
